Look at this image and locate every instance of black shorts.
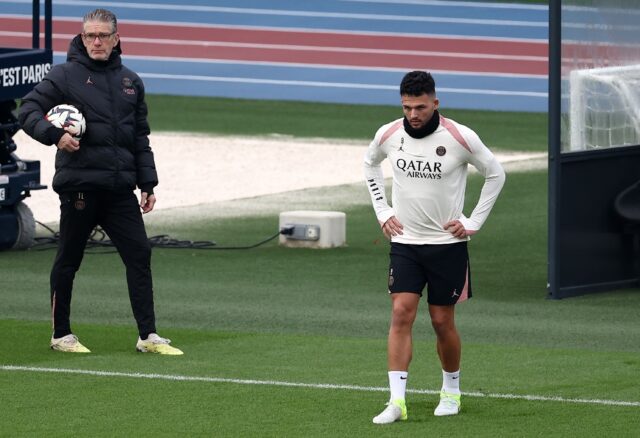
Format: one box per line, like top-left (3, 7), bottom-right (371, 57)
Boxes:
top-left (388, 242), bottom-right (471, 305)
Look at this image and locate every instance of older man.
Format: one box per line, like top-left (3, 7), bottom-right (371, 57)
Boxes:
top-left (19, 9), bottom-right (182, 355)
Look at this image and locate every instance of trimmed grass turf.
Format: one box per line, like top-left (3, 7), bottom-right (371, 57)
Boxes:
top-left (145, 95), bottom-right (547, 152)
top-left (2, 321), bottom-right (639, 437)
top-left (2, 95), bottom-right (636, 434)
top-left (1, 171), bottom-right (639, 435)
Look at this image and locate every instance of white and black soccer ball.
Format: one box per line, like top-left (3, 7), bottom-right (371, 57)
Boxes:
top-left (45, 104), bottom-right (86, 140)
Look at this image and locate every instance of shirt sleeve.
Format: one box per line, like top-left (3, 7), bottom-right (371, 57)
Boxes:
top-left (363, 130), bottom-right (395, 225)
top-left (458, 128), bottom-right (506, 232)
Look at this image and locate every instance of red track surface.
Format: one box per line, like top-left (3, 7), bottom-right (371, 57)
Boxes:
top-left (2, 17), bottom-right (549, 75)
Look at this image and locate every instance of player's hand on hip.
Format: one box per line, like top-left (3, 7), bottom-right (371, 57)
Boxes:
top-left (444, 220), bottom-right (476, 238)
top-left (56, 133), bottom-right (79, 152)
top-left (380, 216), bottom-right (404, 240)
top-left (140, 192), bottom-right (156, 214)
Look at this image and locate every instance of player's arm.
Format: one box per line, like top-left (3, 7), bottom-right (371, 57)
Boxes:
top-left (363, 134), bottom-right (403, 238)
top-left (454, 129), bottom-right (506, 235)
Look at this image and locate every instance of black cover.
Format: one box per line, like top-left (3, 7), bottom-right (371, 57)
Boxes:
top-left (19, 35), bottom-right (157, 194)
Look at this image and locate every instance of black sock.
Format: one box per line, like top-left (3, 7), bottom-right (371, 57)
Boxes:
top-left (53, 330), bottom-right (72, 339)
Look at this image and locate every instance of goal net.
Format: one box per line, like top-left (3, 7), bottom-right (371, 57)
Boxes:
top-left (569, 64), bottom-right (640, 151)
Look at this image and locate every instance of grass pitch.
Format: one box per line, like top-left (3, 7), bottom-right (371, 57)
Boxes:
top-left (2, 169), bottom-right (639, 436)
top-left (2, 97), bottom-right (638, 435)
top-left (145, 95), bottom-right (548, 152)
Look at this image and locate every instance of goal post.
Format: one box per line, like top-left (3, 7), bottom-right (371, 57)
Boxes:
top-left (569, 64), bottom-right (640, 152)
top-left (549, 0), bottom-right (640, 299)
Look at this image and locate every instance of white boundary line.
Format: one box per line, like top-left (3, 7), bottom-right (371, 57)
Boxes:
top-left (2, 365), bottom-right (639, 408)
top-left (136, 73), bottom-right (548, 98)
top-left (0, 0), bottom-right (547, 27)
top-left (70, 52), bottom-right (548, 80)
top-left (340, 0), bottom-right (548, 10)
top-left (1, 13), bottom-right (548, 43)
top-left (0, 30), bottom-right (547, 61)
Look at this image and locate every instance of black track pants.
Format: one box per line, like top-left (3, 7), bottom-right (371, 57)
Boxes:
top-left (50, 191), bottom-right (156, 338)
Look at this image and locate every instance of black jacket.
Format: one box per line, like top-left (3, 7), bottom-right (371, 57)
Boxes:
top-left (19, 35), bottom-right (157, 194)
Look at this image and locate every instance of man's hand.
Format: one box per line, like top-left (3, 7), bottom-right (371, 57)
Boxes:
top-left (380, 216), bottom-right (404, 240)
top-left (56, 132), bottom-right (80, 152)
top-left (140, 192), bottom-right (156, 214)
top-left (444, 220), bottom-right (476, 239)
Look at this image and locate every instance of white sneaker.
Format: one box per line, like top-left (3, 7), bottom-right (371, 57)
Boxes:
top-left (434, 391), bottom-right (461, 416)
top-left (136, 333), bottom-right (183, 355)
top-left (372, 399), bottom-right (407, 424)
top-left (50, 334), bottom-right (91, 353)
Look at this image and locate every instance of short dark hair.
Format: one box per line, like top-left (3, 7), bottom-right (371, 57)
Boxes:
top-left (400, 71), bottom-right (436, 96)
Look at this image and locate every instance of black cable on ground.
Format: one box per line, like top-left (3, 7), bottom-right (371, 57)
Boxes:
top-left (32, 221), bottom-right (285, 252)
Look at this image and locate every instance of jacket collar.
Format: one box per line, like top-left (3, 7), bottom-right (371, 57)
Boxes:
top-left (67, 34), bottom-right (123, 71)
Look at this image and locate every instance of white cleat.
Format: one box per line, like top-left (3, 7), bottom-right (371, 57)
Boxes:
top-left (372, 399), bottom-right (407, 424)
top-left (434, 391), bottom-right (461, 416)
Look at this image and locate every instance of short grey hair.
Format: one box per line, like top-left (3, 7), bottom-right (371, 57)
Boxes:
top-left (82, 9), bottom-right (118, 33)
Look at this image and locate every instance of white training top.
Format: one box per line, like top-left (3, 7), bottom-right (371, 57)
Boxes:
top-left (363, 115), bottom-right (506, 245)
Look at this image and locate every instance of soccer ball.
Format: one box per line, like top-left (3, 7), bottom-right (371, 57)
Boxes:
top-left (45, 104), bottom-right (86, 140)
